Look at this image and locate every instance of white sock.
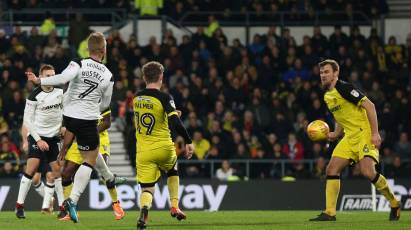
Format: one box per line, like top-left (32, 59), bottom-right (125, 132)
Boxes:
top-left (54, 177), bottom-right (64, 206)
top-left (70, 164), bottom-right (93, 204)
top-left (95, 154), bottom-right (114, 182)
top-left (42, 182), bottom-right (55, 209)
top-left (17, 174), bottom-right (33, 204)
top-left (34, 181), bottom-right (45, 197)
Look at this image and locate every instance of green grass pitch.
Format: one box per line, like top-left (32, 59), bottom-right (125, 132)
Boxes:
top-left (1, 211), bottom-right (410, 229)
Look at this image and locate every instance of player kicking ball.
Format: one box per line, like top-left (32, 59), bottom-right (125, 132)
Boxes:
top-left (58, 108), bottom-right (126, 221)
top-left (309, 59), bottom-right (400, 221)
top-left (16, 65), bottom-right (65, 218)
top-left (133, 61), bottom-right (194, 230)
top-left (26, 32), bottom-right (114, 223)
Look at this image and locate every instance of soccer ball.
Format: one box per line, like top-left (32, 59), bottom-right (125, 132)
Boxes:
top-left (307, 120), bottom-right (329, 141)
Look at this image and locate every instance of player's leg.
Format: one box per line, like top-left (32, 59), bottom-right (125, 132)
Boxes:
top-left (359, 156), bottom-right (400, 220)
top-left (32, 172), bottom-right (45, 198)
top-left (310, 137), bottom-right (352, 221)
top-left (60, 160), bottom-right (80, 220)
top-left (46, 137), bottom-right (65, 215)
top-left (49, 160), bottom-right (65, 216)
top-left (97, 153), bottom-right (125, 220)
top-left (136, 151), bottom-right (159, 229)
top-left (41, 171), bottom-right (55, 214)
top-left (166, 165), bottom-right (186, 220)
top-left (63, 118), bottom-right (99, 223)
top-left (16, 157), bottom-right (40, 218)
top-left (162, 148), bottom-right (186, 221)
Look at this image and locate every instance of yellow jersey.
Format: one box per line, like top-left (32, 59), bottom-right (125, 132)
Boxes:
top-left (133, 89), bottom-right (178, 152)
top-left (324, 80), bottom-right (370, 139)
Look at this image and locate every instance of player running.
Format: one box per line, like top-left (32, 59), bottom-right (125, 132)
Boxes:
top-left (133, 61), bottom-right (194, 230)
top-left (59, 108), bottom-right (126, 221)
top-left (26, 32), bottom-right (114, 223)
top-left (16, 64), bottom-right (65, 219)
top-left (309, 59), bottom-right (400, 221)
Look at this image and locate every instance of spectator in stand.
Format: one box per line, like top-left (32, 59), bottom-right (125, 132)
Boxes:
top-left (216, 160), bottom-right (234, 181)
top-left (394, 132), bottom-right (411, 159)
top-left (135, 0), bottom-right (163, 16)
top-left (282, 133), bottom-right (304, 161)
top-left (0, 140), bottom-right (20, 177)
top-left (192, 131), bottom-right (211, 160)
top-left (384, 155), bottom-right (409, 178)
top-left (68, 13), bottom-right (90, 50)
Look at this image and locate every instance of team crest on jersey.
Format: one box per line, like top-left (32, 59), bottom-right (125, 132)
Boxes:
top-left (363, 144), bottom-right (369, 153)
top-left (170, 100), bottom-right (176, 109)
top-left (350, 90), bottom-right (360, 97)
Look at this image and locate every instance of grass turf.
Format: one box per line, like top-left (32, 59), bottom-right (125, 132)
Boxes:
top-left (1, 211), bottom-right (410, 230)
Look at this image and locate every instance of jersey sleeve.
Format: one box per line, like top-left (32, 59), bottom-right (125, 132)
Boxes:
top-left (40, 60), bottom-right (81, 86)
top-left (162, 93), bottom-right (192, 144)
top-left (23, 99), bottom-right (41, 142)
top-left (163, 94), bottom-right (178, 117)
top-left (335, 80), bottom-right (366, 106)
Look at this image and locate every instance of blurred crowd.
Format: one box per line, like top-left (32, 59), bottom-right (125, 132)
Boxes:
top-left (2, 0), bottom-right (388, 20)
top-left (0, 3), bottom-right (410, 180)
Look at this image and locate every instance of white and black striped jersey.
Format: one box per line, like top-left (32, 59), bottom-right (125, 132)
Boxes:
top-left (40, 58), bottom-right (114, 120)
top-left (24, 87), bottom-right (64, 142)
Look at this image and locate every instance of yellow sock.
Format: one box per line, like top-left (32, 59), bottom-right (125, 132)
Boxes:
top-left (108, 187), bottom-right (118, 202)
top-left (167, 176), bottom-right (179, 208)
top-left (325, 176), bottom-right (340, 216)
top-left (63, 183), bottom-right (73, 200)
top-left (140, 191), bottom-right (153, 209)
top-left (373, 174), bottom-right (399, 207)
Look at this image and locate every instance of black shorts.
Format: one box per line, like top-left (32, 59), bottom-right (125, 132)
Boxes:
top-left (63, 115), bottom-right (99, 151)
top-left (28, 135), bottom-right (60, 163)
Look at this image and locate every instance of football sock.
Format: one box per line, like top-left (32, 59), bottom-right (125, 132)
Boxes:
top-left (54, 177), bottom-right (65, 206)
top-left (95, 153), bottom-right (115, 181)
top-left (34, 181), bottom-right (45, 197)
top-left (167, 176), bottom-right (180, 208)
top-left (140, 191), bottom-right (153, 209)
top-left (70, 163), bottom-right (93, 204)
top-left (325, 175), bottom-right (340, 216)
top-left (372, 173), bottom-right (399, 207)
top-left (17, 173), bottom-right (33, 204)
top-left (62, 181), bottom-right (73, 200)
top-left (42, 182), bottom-right (55, 209)
top-left (108, 187), bottom-right (118, 202)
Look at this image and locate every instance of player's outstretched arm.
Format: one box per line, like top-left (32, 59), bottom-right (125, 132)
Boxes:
top-left (361, 98), bottom-right (381, 148)
top-left (27, 61), bottom-right (81, 86)
top-left (168, 114), bottom-right (194, 159)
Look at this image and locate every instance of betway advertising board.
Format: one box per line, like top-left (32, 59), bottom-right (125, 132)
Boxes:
top-left (1, 179), bottom-right (411, 211)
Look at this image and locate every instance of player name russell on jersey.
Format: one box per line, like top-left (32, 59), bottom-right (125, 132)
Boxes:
top-left (82, 70), bottom-right (104, 83)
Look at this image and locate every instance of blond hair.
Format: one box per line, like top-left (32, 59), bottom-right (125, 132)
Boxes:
top-left (39, 64), bottom-right (55, 75)
top-left (88, 32), bottom-right (106, 55)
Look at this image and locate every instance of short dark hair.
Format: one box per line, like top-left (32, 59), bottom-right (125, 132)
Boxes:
top-left (39, 64), bottom-right (55, 75)
top-left (318, 59), bottom-right (339, 72)
top-left (142, 61), bottom-right (164, 84)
